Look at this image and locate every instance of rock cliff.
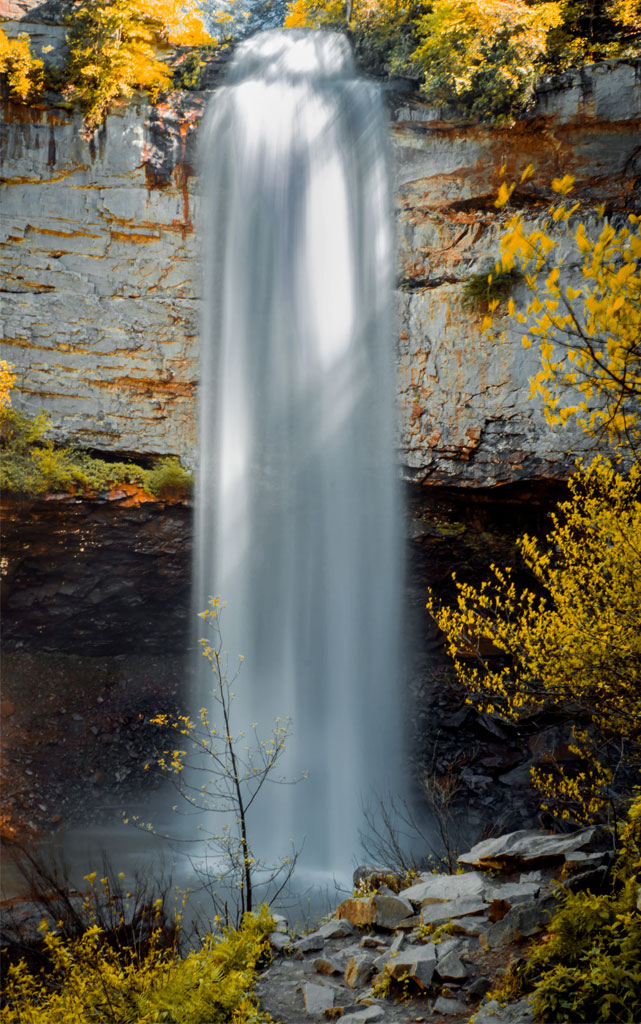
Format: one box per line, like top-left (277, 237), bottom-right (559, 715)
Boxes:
top-left (1, 56), bottom-right (639, 484)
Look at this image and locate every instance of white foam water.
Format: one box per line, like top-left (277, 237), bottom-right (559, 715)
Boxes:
top-left (195, 29), bottom-right (402, 880)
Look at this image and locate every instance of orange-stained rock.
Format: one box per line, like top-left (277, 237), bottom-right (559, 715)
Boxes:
top-left (1, 60), bottom-right (639, 484)
top-left (107, 484), bottom-right (156, 506)
top-left (336, 897), bottom-right (377, 926)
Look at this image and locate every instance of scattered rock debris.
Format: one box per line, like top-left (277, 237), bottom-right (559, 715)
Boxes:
top-left (256, 825), bottom-right (612, 1023)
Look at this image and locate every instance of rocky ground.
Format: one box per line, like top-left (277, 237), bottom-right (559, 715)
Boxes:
top-left (255, 827), bottom-right (613, 1024)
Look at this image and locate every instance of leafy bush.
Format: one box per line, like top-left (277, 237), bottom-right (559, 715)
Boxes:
top-left (285, 0), bottom-right (641, 122)
top-left (492, 794), bottom-right (641, 1023)
top-left (427, 457), bottom-right (641, 826)
top-left (0, 360), bottom-right (17, 411)
top-left (0, 28), bottom-right (44, 102)
top-left (2, 895), bottom-right (274, 1024)
top-left (146, 455), bottom-right (193, 499)
top-left (0, 407), bottom-right (192, 500)
top-left (410, 0), bottom-right (562, 123)
top-left (64, 0), bottom-right (174, 131)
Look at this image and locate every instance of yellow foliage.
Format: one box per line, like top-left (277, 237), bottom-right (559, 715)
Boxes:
top-left (146, 0), bottom-right (214, 45)
top-left (64, 0), bottom-right (212, 129)
top-left (0, 28), bottom-right (44, 101)
top-left (427, 457), bottom-right (641, 824)
top-left (286, 0), bottom-right (562, 121)
top-left (0, 360), bottom-right (17, 411)
top-left (1, 905), bottom-right (274, 1024)
top-left (487, 177), bottom-right (641, 446)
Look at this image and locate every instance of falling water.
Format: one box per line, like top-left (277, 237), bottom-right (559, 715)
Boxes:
top-left (195, 29), bottom-right (402, 879)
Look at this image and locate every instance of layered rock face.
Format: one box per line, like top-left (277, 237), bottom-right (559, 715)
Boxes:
top-left (1, 58), bottom-right (640, 482)
top-left (0, 93), bottom-right (204, 459)
top-left (393, 59), bottom-right (641, 483)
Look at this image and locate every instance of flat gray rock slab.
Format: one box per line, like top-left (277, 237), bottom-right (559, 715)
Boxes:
top-left (433, 996), bottom-right (468, 1015)
top-left (458, 826), bottom-right (607, 869)
top-left (400, 870), bottom-right (487, 904)
top-left (297, 933), bottom-right (326, 953)
top-left (340, 1007), bottom-right (386, 1024)
top-left (313, 956), bottom-right (342, 975)
top-left (386, 943), bottom-right (437, 989)
top-left (318, 918), bottom-right (355, 939)
top-left (474, 998), bottom-right (534, 1024)
top-left (481, 897), bottom-right (557, 949)
top-left (421, 897), bottom-right (487, 925)
top-left (303, 981), bottom-right (335, 1016)
top-left (484, 881), bottom-right (541, 904)
top-left (451, 917), bottom-right (488, 937)
top-left (436, 938), bottom-right (464, 960)
top-left (436, 949), bottom-right (468, 980)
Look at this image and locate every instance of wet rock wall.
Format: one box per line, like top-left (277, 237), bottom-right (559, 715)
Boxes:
top-left (1, 59), bottom-right (640, 484)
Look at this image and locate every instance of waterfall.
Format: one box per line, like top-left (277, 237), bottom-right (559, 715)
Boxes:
top-left (195, 29), bottom-right (402, 882)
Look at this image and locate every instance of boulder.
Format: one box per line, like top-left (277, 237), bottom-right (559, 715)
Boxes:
top-left (353, 864), bottom-right (403, 891)
top-left (296, 932), bottom-right (326, 953)
top-left (360, 935), bottom-right (388, 949)
top-left (450, 917), bottom-right (488, 937)
top-left (436, 949), bottom-right (468, 981)
top-left (385, 943), bottom-right (437, 989)
top-left (303, 981), bottom-right (335, 1016)
top-left (271, 913), bottom-right (289, 933)
top-left (480, 896), bottom-right (557, 949)
top-left (484, 881), bottom-right (541, 905)
top-left (468, 976), bottom-right (493, 999)
top-left (268, 931), bottom-right (290, 952)
top-left (421, 897), bottom-right (487, 926)
top-left (373, 891), bottom-right (414, 929)
top-left (345, 953), bottom-right (377, 989)
top-left (400, 870), bottom-right (486, 905)
top-left (458, 826), bottom-right (611, 871)
top-left (314, 956), bottom-right (342, 975)
top-left (473, 997), bottom-right (534, 1023)
top-left (318, 918), bottom-right (355, 939)
top-left (340, 1007), bottom-right (385, 1024)
top-left (337, 898), bottom-right (378, 927)
top-left (435, 938), bottom-right (462, 959)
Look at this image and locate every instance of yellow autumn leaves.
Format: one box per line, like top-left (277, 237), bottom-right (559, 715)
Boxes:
top-left (430, 169), bottom-right (640, 825)
top-left (427, 458), bottom-right (641, 824)
top-left (0, 28), bottom-right (44, 102)
top-left (485, 174), bottom-right (641, 445)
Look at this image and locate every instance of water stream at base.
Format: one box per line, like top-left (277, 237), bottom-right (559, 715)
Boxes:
top-left (194, 29), bottom-right (403, 882)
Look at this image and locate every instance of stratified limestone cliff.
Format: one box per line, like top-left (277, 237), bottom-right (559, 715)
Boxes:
top-left (1, 94), bottom-right (204, 459)
top-left (1, 58), bottom-right (640, 483)
top-left (393, 59), bottom-right (641, 484)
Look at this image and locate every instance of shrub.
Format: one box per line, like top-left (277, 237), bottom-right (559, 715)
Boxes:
top-left (64, 0), bottom-right (174, 131)
top-left (2, 894), bottom-right (274, 1024)
top-left (0, 406), bottom-right (192, 500)
top-left (0, 29), bottom-right (44, 102)
top-left (146, 455), bottom-right (193, 500)
top-left (285, 1), bottom-right (641, 121)
top-left (427, 457), bottom-right (641, 827)
top-left (492, 794), bottom-right (641, 1023)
